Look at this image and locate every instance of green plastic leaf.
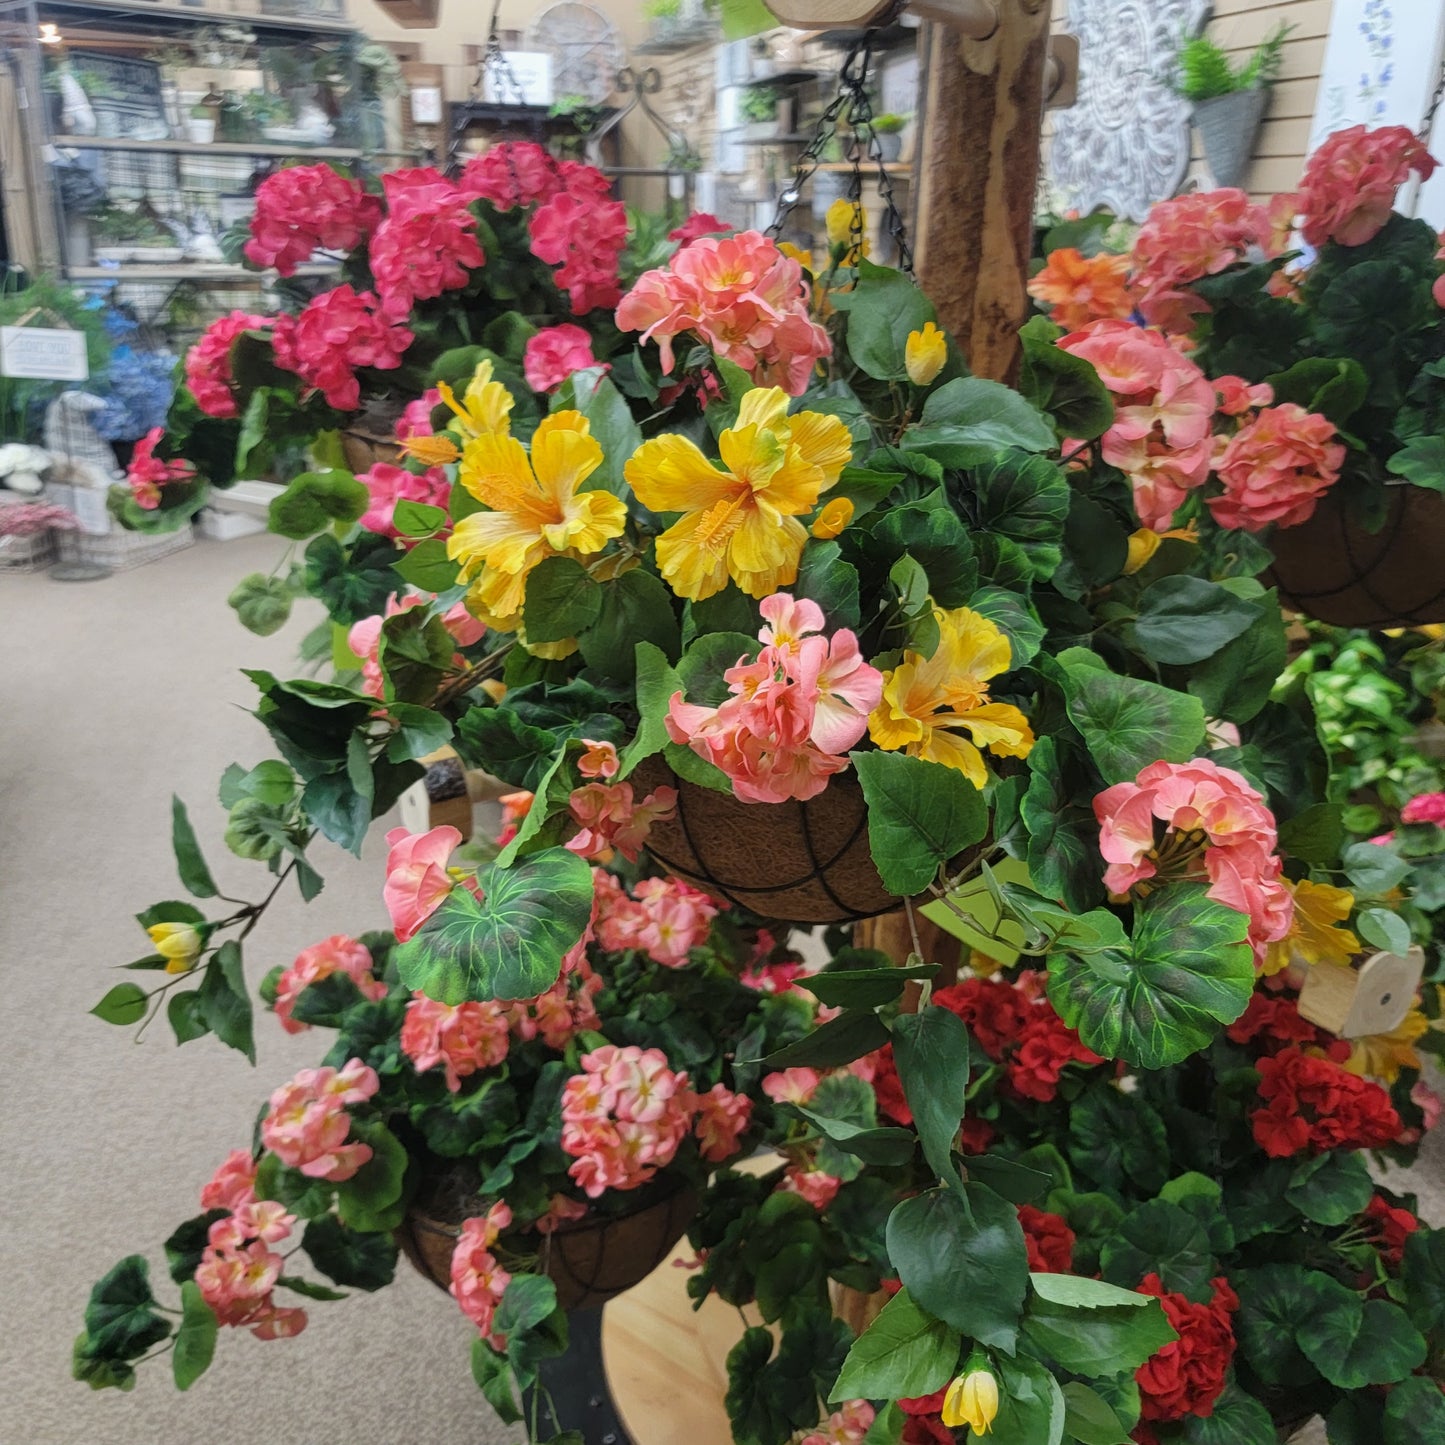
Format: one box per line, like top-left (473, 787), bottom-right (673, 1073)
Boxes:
top-left (91, 982), bottom-right (148, 1026)
top-left (227, 572), bottom-right (292, 636)
top-left (992, 1355), bottom-right (1066, 1445)
top-left (756, 1008), bottom-right (891, 1071)
top-left (334, 1120), bottom-right (408, 1233)
top-left (891, 1005), bottom-right (971, 1188)
top-left (1022, 1273), bottom-right (1177, 1377)
top-left (167, 991), bottom-right (209, 1044)
top-left (82, 1256), bottom-right (171, 1360)
top-left (1388, 435), bottom-right (1445, 492)
top-left (1234, 1263), bottom-right (1333, 1387)
top-left (1046, 883), bottom-right (1253, 1068)
top-left (300, 1214), bottom-right (398, 1292)
top-left (1285, 1152), bottom-right (1374, 1226)
top-left (1382, 1373), bottom-right (1445, 1445)
top-left (1342, 841), bottom-right (1411, 897)
top-left (472, 1338), bottom-right (523, 1425)
top-left (1133, 576), bottom-right (1263, 665)
top-left (1298, 1297), bottom-right (1425, 1388)
top-left (170, 795), bottom-right (218, 898)
top-left (1018, 315), bottom-right (1115, 440)
top-left (576, 568), bottom-right (681, 682)
top-left (794, 1107), bottom-right (916, 1165)
top-left (391, 499), bottom-right (447, 538)
top-left (908, 377), bottom-right (1056, 466)
top-left (830, 258), bottom-right (937, 380)
top-left (1176, 1383), bottom-right (1276, 1444)
top-left (968, 450), bottom-right (1071, 581)
top-left (829, 1287), bottom-right (959, 1403)
top-left (394, 847), bottom-right (594, 1002)
top-left (852, 751), bottom-right (988, 896)
top-left (1060, 1381), bottom-right (1130, 1445)
top-left (1265, 356), bottom-right (1368, 426)
top-left (1403, 1228), bottom-right (1445, 1336)
top-left (304, 532), bottom-right (404, 627)
top-left (1357, 907), bottom-right (1411, 957)
top-left (1058, 654), bottom-right (1207, 785)
top-left (800, 963), bottom-right (939, 1009)
top-left (198, 940), bottom-right (255, 1063)
top-left (1099, 1199), bottom-right (1213, 1299)
top-left (172, 1281), bottom-right (217, 1391)
top-left (887, 1184), bottom-right (1028, 1351)
top-left (393, 537), bottom-right (461, 593)
top-left (523, 556), bottom-right (603, 644)
top-left (269, 469), bottom-right (369, 539)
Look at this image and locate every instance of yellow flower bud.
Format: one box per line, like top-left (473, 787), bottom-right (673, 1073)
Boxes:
top-left (777, 240), bottom-right (816, 274)
top-left (942, 1368), bottom-right (999, 1435)
top-left (1122, 527), bottom-right (1163, 575)
top-left (811, 496), bottom-right (855, 540)
top-left (826, 197), bottom-right (863, 247)
top-left (147, 921), bottom-right (202, 975)
top-left (905, 321), bottom-right (947, 387)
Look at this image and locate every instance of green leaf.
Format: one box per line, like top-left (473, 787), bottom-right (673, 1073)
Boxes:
top-left (494, 1274), bottom-right (558, 1336)
top-left (830, 257), bottom-right (936, 380)
top-left (170, 795), bottom-right (218, 898)
top-left (1186, 591), bottom-right (1288, 726)
top-left (269, 469), bottom-right (369, 539)
top-left (1018, 315), bottom-right (1115, 440)
top-left (1046, 883), bottom-right (1253, 1069)
top-left (334, 1120), bottom-right (408, 1232)
top-left (577, 568), bottom-right (681, 682)
top-left (1060, 1382), bottom-right (1130, 1445)
top-left (277, 1275), bottom-right (347, 1301)
top-left (887, 1184), bottom-right (1028, 1351)
top-left (1058, 654), bottom-right (1207, 784)
top-left (1276, 802), bottom-right (1344, 867)
top-left (852, 751), bottom-right (988, 896)
top-left (987, 1356), bottom-right (1065, 1445)
top-left (1285, 1152), bottom-right (1374, 1226)
top-left (300, 1216), bottom-right (398, 1291)
top-left (393, 847), bottom-right (594, 1002)
top-left (1066, 1086), bottom-right (1168, 1197)
top-left (869, 490), bottom-right (978, 607)
top-left (1234, 1263), bottom-right (1332, 1387)
top-left (970, 585), bottom-right (1045, 665)
top-left (393, 537), bottom-right (461, 593)
top-left (471, 1338), bottom-right (523, 1425)
top-left (968, 450), bottom-right (1071, 581)
top-left (82, 1256), bottom-right (171, 1360)
top-left (167, 991), bottom-right (209, 1044)
top-left (677, 630), bottom-right (761, 706)
top-left (391, 499), bottom-right (447, 538)
top-left (908, 377), bottom-right (1056, 466)
top-left (829, 1287), bottom-right (960, 1403)
top-left (1133, 576), bottom-right (1263, 666)
top-left (555, 371), bottom-right (642, 497)
top-left (523, 556), bottom-right (604, 644)
top-left (756, 1008), bottom-right (891, 1070)
top-left (800, 963), bottom-right (939, 1009)
top-left (891, 1005), bottom-right (971, 1188)
top-left (1176, 1383), bottom-right (1276, 1444)
top-left (1020, 737), bottom-right (1105, 913)
top-left (172, 1282), bottom-right (217, 1391)
top-left (796, 541), bottom-right (862, 630)
top-left (1099, 1199), bottom-right (1213, 1299)
top-left (1022, 1273), bottom-right (1177, 1377)
top-left (91, 982), bottom-right (148, 1026)
top-left (1342, 840), bottom-right (1411, 896)
top-left (1403, 1228), bottom-right (1445, 1336)
top-left (304, 532), bottom-right (404, 627)
top-left (1357, 906), bottom-right (1412, 956)
top-left (794, 1106), bottom-right (916, 1165)
top-left (227, 572), bottom-right (292, 636)
top-left (1389, 435), bottom-right (1445, 492)
top-left (1298, 1297), bottom-right (1425, 1388)
top-left (198, 940), bottom-right (254, 1063)
top-left (1382, 1373), bottom-right (1445, 1445)
top-left (1265, 356), bottom-right (1368, 426)
top-left (966, 1152), bottom-right (1054, 1205)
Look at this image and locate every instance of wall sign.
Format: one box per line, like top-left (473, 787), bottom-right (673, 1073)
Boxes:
top-left (0, 326), bottom-right (88, 381)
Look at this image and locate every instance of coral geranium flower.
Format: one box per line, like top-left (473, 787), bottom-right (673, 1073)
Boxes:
top-left (447, 411), bottom-right (627, 626)
top-left (867, 607), bottom-right (1035, 788)
top-left (1027, 247), bottom-right (1136, 329)
top-left (623, 387), bottom-right (850, 601)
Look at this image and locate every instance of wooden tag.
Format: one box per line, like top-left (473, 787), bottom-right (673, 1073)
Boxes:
top-left (1296, 947), bottom-right (1426, 1039)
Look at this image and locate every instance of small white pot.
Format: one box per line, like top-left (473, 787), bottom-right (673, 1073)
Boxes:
top-left (186, 117), bottom-right (216, 144)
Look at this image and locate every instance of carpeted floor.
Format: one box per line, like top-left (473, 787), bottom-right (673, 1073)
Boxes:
top-left (0, 533), bottom-right (521, 1445)
top-left (5, 532), bottom-right (1445, 1445)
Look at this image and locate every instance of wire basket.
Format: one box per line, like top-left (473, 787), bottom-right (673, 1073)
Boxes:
top-left (0, 530), bottom-right (59, 573)
top-left (56, 522), bottom-right (194, 572)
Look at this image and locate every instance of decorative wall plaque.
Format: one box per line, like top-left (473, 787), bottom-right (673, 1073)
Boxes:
top-left (1047, 0), bottom-right (1209, 221)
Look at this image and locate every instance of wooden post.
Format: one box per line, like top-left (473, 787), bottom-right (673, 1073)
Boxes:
top-left (913, 2), bottom-right (1053, 382)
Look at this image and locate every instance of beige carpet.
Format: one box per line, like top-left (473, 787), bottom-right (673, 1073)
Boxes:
top-left (4, 532), bottom-right (1445, 1445)
top-left (0, 533), bottom-right (521, 1445)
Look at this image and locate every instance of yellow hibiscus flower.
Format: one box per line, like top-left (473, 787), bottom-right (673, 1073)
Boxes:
top-left (623, 387), bottom-right (851, 601)
top-left (1261, 877), bottom-right (1360, 978)
top-left (447, 411), bottom-right (627, 627)
top-left (868, 606), bottom-right (1035, 789)
top-left (1345, 1008), bottom-right (1427, 1083)
top-left (400, 358), bottom-right (514, 467)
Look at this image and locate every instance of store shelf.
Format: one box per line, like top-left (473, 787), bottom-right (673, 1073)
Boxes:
top-left (67, 261), bottom-right (339, 280)
top-left (0, 0), bottom-right (354, 34)
top-left (54, 135), bottom-right (364, 159)
top-left (813, 161), bottom-right (913, 172)
top-left (740, 133), bottom-right (813, 146)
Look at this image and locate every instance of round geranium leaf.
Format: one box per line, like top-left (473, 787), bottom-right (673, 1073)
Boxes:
top-left (1297, 1297), bottom-right (1426, 1390)
top-left (394, 848), bottom-right (594, 1003)
top-left (1045, 883), bottom-right (1253, 1070)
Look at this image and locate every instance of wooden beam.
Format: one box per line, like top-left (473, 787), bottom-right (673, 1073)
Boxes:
top-left (912, 1), bottom-right (1052, 382)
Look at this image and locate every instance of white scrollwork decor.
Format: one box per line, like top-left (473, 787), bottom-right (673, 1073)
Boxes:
top-left (1048, 0), bottom-right (1210, 221)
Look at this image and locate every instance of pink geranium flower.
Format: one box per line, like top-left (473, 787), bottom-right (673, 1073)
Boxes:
top-left (459, 141), bottom-right (560, 210)
top-left (200, 1149), bottom-right (258, 1214)
top-left (1402, 792), bottom-right (1445, 826)
top-left (126, 427), bottom-right (194, 510)
top-left (781, 1166), bottom-right (842, 1210)
top-left (565, 782), bottom-right (678, 863)
top-left (694, 1084), bottom-right (753, 1163)
top-left (450, 1204), bottom-right (513, 1337)
top-left (185, 311), bottom-right (271, 418)
top-left (400, 993), bottom-right (511, 1091)
top-left (1206, 403), bottom-right (1345, 532)
top-left (761, 1067), bottom-right (821, 1105)
top-left (523, 323), bottom-right (605, 392)
top-left (383, 825), bottom-right (461, 941)
top-left (260, 1059), bottom-right (379, 1182)
top-left (370, 168), bottom-right (485, 321)
top-left (669, 212), bottom-right (733, 247)
top-left (357, 460), bottom-right (451, 540)
top-left (1297, 125), bottom-right (1438, 248)
top-left (244, 163), bottom-right (382, 277)
top-left (273, 935), bottom-right (386, 1034)
top-left (272, 285), bottom-right (413, 412)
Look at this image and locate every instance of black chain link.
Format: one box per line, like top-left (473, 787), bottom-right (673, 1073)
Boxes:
top-left (1422, 52), bottom-right (1445, 144)
top-left (478, 0), bottom-right (528, 105)
top-left (766, 17), bottom-right (914, 277)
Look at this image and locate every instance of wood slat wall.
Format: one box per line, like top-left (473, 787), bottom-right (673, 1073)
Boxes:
top-left (1045, 0), bottom-right (1335, 207)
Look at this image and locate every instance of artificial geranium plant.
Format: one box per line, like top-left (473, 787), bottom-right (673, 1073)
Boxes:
top-left (80, 128), bottom-right (1445, 1445)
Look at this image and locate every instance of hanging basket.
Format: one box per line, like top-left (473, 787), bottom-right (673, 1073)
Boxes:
top-left (398, 1178), bottom-right (698, 1313)
top-left (631, 756), bottom-right (973, 925)
top-left (1193, 88), bottom-right (1269, 189)
top-left (1265, 484), bottom-right (1445, 629)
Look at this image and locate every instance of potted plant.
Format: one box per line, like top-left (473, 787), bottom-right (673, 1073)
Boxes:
top-left (870, 111), bottom-right (910, 163)
top-left (1026, 122), bottom-right (1445, 628)
top-left (186, 104), bottom-right (216, 144)
top-left (1173, 23), bottom-right (1290, 189)
top-left (740, 84), bottom-right (782, 141)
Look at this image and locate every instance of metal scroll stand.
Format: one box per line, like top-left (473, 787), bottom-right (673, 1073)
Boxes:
top-left (586, 67), bottom-right (701, 221)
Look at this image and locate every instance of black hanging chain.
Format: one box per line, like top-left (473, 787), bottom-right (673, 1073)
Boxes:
top-left (1422, 52), bottom-right (1445, 144)
top-left (478, 0), bottom-right (528, 106)
top-left (766, 16), bottom-right (914, 277)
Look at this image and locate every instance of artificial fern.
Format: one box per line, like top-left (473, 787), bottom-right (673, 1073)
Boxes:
top-left (1174, 24), bottom-right (1291, 102)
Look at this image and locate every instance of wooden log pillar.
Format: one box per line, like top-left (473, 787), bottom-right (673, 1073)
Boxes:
top-left (913, 1), bottom-right (1053, 383)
